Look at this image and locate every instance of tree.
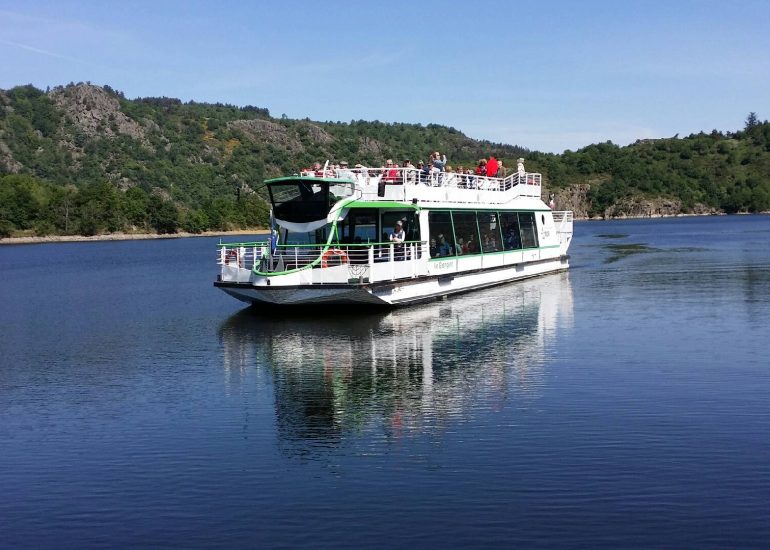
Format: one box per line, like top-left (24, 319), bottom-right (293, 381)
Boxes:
top-left (745, 112), bottom-right (759, 131)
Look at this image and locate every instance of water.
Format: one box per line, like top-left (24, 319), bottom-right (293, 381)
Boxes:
top-left (1, 216), bottom-right (770, 547)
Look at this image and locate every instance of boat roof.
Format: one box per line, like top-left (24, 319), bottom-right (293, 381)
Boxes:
top-left (265, 175), bottom-right (355, 185)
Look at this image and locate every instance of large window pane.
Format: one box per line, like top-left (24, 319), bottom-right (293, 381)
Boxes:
top-left (452, 211), bottom-right (480, 256)
top-left (499, 212), bottom-right (522, 250)
top-left (340, 209), bottom-right (377, 244)
top-left (478, 211), bottom-right (502, 253)
top-left (382, 211), bottom-right (419, 243)
top-left (518, 212), bottom-right (539, 249)
top-left (428, 211), bottom-right (455, 258)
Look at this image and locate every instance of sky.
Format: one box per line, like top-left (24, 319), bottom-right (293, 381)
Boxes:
top-left (1, 0), bottom-right (769, 153)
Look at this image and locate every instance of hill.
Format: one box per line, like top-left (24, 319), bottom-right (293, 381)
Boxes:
top-left (1, 82), bottom-right (769, 238)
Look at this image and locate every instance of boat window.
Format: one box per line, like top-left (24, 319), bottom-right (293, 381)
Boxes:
top-left (478, 211), bottom-right (502, 253)
top-left (451, 211), bottom-right (480, 256)
top-left (268, 180), bottom-right (331, 223)
top-left (499, 212), bottom-right (522, 250)
top-left (518, 212), bottom-right (539, 249)
top-left (428, 211), bottom-right (455, 258)
top-left (381, 211), bottom-right (420, 243)
top-left (284, 224), bottom-right (330, 245)
top-left (340, 209), bottom-right (378, 244)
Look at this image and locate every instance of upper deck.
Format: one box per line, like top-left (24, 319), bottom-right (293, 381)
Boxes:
top-left (271, 166), bottom-right (543, 207)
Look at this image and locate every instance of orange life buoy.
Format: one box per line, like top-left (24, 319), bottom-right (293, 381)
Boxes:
top-left (321, 248), bottom-right (348, 268)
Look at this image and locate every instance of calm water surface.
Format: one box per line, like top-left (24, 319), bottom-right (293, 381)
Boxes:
top-left (1, 215), bottom-right (770, 547)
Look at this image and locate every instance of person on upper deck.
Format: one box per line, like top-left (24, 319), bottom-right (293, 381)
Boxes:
top-left (383, 159), bottom-right (399, 182)
top-left (475, 158), bottom-right (487, 176)
top-left (487, 156), bottom-right (499, 177)
top-left (403, 159), bottom-right (416, 184)
top-left (431, 152), bottom-right (447, 172)
top-left (497, 159), bottom-right (506, 179)
top-left (517, 158), bottom-right (526, 178)
top-left (419, 160), bottom-right (431, 184)
top-left (337, 160), bottom-right (355, 180)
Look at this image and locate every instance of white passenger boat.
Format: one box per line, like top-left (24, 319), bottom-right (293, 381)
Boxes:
top-left (214, 164), bottom-right (573, 306)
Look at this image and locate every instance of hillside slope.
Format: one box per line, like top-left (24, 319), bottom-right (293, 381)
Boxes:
top-left (1, 83), bottom-right (768, 237)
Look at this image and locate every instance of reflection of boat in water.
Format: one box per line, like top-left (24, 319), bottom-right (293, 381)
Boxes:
top-left (219, 273), bottom-right (573, 453)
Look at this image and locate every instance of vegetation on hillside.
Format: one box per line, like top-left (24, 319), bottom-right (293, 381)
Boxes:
top-left (1, 82), bottom-right (768, 237)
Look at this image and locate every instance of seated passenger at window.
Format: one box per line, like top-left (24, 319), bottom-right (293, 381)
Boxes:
top-left (437, 234), bottom-right (452, 257)
top-left (456, 237), bottom-right (465, 255)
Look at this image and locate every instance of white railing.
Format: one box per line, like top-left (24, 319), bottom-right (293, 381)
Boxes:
top-left (217, 240), bottom-right (429, 283)
top-left (217, 241), bottom-right (270, 271)
top-left (299, 167), bottom-right (542, 200)
top-left (552, 211), bottom-right (574, 254)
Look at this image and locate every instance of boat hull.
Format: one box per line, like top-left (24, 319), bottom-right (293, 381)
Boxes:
top-left (215, 255), bottom-right (569, 307)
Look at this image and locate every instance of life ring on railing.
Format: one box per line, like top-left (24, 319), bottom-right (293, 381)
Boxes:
top-left (321, 248), bottom-right (348, 268)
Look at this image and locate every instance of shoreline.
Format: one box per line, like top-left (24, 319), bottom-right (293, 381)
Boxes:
top-left (2, 212), bottom-right (765, 245)
top-left (0, 228), bottom-right (270, 246)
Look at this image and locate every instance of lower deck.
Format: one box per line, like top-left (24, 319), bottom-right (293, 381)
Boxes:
top-left (216, 253), bottom-right (569, 306)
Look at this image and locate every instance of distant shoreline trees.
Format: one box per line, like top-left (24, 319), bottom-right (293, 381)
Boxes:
top-left (1, 83), bottom-right (769, 237)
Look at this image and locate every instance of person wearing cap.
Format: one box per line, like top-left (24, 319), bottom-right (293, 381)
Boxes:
top-left (337, 160), bottom-right (354, 180)
top-left (403, 159), bottom-right (416, 184)
top-left (390, 220), bottom-right (406, 260)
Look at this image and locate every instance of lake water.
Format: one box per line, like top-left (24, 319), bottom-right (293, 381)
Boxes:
top-left (1, 215), bottom-right (769, 548)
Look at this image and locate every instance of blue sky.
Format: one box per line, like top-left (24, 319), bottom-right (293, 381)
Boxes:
top-left (1, 0), bottom-right (768, 153)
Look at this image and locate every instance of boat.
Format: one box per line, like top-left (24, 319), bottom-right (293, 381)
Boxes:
top-left (214, 162), bottom-right (573, 306)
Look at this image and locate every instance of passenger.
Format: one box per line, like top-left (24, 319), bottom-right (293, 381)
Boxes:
top-left (517, 158), bottom-right (526, 178)
top-left (390, 220), bottom-right (406, 260)
top-left (353, 163), bottom-right (370, 184)
top-left (337, 160), bottom-right (355, 180)
top-left (465, 235), bottom-right (477, 254)
top-left (415, 161), bottom-right (427, 185)
top-left (313, 162), bottom-right (323, 177)
top-left (497, 159), bottom-right (507, 179)
top-left (423, 159), bottom-right (438, 186)
top-left (475, 158), bottom-right (487, 176)
top-left (429, 238), bottom-right (438, 258)
top-left (390, 220), bottom-right (405, 243)
top-left (431, 151), bottom-right (447, 172)
top-left (437, 234), bottom-right (452, 257)
top-left (456, 237), bottom-right (465, 255)
top-left (383, 159), bottom-right (399, 182)
top-left (456, 166), bottom-right (466, 188)
top-left (403, 159), bottom-right (416, 184)
top-left (487, 156), bottom-right (499, 177)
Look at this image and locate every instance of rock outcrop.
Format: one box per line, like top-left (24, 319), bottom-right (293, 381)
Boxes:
top-left (228, 119), bottom-right (302, 150)
top-left (48, 84), bottom-right (147, 142)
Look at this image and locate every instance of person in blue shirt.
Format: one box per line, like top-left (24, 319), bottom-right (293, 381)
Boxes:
top-left (431, 151), bottom-right (447, 172)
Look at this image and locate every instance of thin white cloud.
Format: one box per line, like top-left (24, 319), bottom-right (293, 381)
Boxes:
top-left (0, 39), bottom-right (91, 65)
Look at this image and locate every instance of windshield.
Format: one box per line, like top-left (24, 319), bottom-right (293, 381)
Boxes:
top-left (282, 224), bottom-right (332, 246)
top-left (268, 179), bottom-right (355, 223)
